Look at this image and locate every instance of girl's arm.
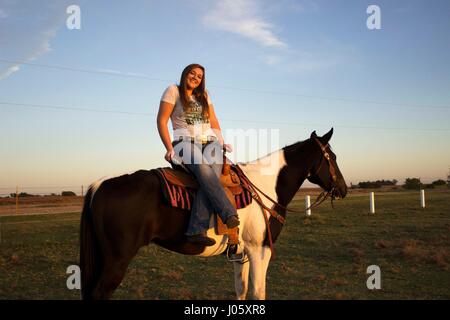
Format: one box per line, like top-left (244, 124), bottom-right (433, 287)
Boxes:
top-left (157, 101), bottom-right (175, 161)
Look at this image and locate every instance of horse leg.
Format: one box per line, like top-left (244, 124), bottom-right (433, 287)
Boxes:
top-left (233, 259), bottom-right (250, 300)
top-left (247, 245), bottom-right (271, 300)
top-left (91, 258), bottom-right (131, 300)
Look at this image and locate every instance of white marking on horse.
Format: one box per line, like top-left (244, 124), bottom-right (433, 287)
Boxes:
top-left (197, 150), bottom-right (287, 259)
top-left (89, 178), bottom-right (107, 208)
top-left (89, 171), bottom-right (136, 208)
top-left (232, 149), bottom-right (287, 299)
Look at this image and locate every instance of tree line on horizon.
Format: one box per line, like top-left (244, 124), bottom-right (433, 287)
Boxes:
top-left (7, 191), bottom-right (77, 198)
top-left (351, 178), bottom-right (449, 190)
top-left (3, 175), bottom-right (450, 198)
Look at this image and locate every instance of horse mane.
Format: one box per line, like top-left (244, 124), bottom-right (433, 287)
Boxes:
top-left (282, 139), bottom-right (309, 153)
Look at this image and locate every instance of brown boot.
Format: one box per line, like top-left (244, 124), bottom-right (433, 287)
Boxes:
top-left (225, 215), bottom-right (240, 228)
top-left (186, 233), bottom-right (216, 246)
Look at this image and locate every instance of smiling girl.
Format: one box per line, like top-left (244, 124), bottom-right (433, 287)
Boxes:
top-left (157, 64), bottom-right (240, 246)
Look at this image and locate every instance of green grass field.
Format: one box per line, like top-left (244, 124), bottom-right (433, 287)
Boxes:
top-left (0, 190), bottom-right (449, 300)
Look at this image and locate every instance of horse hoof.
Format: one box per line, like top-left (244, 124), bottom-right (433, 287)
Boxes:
top-left (186, 234), bottom-right (216, 246)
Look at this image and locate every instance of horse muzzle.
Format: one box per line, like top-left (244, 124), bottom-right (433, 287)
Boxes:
top-left (331, 185), bottom-right (347, 200)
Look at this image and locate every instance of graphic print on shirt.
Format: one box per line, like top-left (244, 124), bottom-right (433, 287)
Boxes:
top-left (184, 98), bottom-right (209, 125)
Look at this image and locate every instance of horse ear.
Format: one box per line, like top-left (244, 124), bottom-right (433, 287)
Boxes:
top-left (322, 128), bottom-right (333, 144)
top-left (310, 130), bottom-right (317, 139)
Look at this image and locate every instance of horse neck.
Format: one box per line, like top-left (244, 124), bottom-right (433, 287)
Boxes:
top-left (239, 149), bottom-right (287, 201)
top-left (277, 140), bottom-right (316, 209)
top-left (239, 142), bottom-right (315, 209)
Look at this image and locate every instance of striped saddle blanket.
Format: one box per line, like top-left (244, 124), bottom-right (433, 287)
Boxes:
top-left (152, 166), bottom-right (253, 212)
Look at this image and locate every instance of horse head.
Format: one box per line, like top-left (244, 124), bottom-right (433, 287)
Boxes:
top-left (306, 128), bottom-right (347, 199)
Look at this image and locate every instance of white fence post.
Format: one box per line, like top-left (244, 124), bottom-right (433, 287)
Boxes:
top-left (369, 192), bottom-right (375, 214)
top-left (305, 195), bottom-right (311, 216)
top-left (420, 189), bottom-right (425, 208)
top-left (15, 185), bottom-right (19, 214)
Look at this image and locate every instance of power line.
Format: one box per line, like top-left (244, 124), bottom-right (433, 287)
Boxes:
top-left (212, 85), bottom-right (450, 110)
top-left (0, 58), bottom-right (169, 82)
top-left (0, 101), bottom-right (153, 116)
top-left (1, 58), bottom-right (449, 110)
top-left (1, 101), bottom-right (449, 132)
top-left (228, 118), bottom-right (450, 132)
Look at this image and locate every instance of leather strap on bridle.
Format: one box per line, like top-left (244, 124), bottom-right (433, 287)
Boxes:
top-left (312, 137), bottom-right (337, 183)
top-left (311, 137), bottom-right (338, 208)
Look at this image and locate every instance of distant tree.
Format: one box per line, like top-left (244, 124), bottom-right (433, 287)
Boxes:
top-left (61, 191), bottom-right (76, 196)
top-left (358, 181), bottom-right (381, 189)
top-left (432, 179), bottom-right (446, 186)
top-left (21, 192), bottom-right (34, 197)
top-left (403, 178), bottom-right (421, 190)
top-left (447, 171), bottom-right (450, 188)
top-left (10, 192), bottom-right (34, 197)
top-left (357, 179), bottom-right (397, 189)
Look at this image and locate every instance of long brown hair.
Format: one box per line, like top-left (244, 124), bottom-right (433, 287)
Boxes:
top-left (177, 64), bottom-right (210, 119)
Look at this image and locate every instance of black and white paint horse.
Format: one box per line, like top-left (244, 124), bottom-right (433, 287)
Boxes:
top-left (80, 128), bottom-right (347, 299)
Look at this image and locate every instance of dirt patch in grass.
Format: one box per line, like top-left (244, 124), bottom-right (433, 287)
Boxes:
top-left (370, 237), bottom-right (450, 272)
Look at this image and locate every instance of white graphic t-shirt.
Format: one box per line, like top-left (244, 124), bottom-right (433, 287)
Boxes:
top-left (160, 84), bottom-right (216, 140)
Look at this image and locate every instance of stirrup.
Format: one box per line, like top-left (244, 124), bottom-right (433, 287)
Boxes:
top-left (226, 243), bottom-right (246, 262)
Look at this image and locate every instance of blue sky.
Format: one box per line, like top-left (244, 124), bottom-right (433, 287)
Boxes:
top-left (0, 0), bottom-right (449, 195)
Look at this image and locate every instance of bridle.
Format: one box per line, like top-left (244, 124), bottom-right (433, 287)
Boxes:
top-left (309, 136), bottom-right (339, 207)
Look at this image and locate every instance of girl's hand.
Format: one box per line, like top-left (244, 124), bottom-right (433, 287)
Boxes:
top-left (164, 149), bottom-right (175, 162)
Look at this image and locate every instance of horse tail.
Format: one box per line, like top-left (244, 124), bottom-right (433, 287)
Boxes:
top-left (79, 186), bottom-right (102, 300)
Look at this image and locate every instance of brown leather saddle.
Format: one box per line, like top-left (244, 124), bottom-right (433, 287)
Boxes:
top-left (151, 162), bottom-right (252, 244)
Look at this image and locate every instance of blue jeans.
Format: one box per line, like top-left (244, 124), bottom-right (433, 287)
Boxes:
top-left (172, 140), bottom-right (237, 236)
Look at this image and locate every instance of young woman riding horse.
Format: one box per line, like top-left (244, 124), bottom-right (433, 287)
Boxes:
top-left (156, 63), bottom-right (239, 246)
top-left (79, 65), bottom-right (348, 300)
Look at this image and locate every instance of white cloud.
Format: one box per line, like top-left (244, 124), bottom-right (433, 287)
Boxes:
top-left (202, 0), bottom-right (287, 49)
top-left (200, 1), bottom-right (355, 73)
top-left (0, 64), bottom-right (20, 80)
top-left (0, 1), bottom-right (72, 80)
